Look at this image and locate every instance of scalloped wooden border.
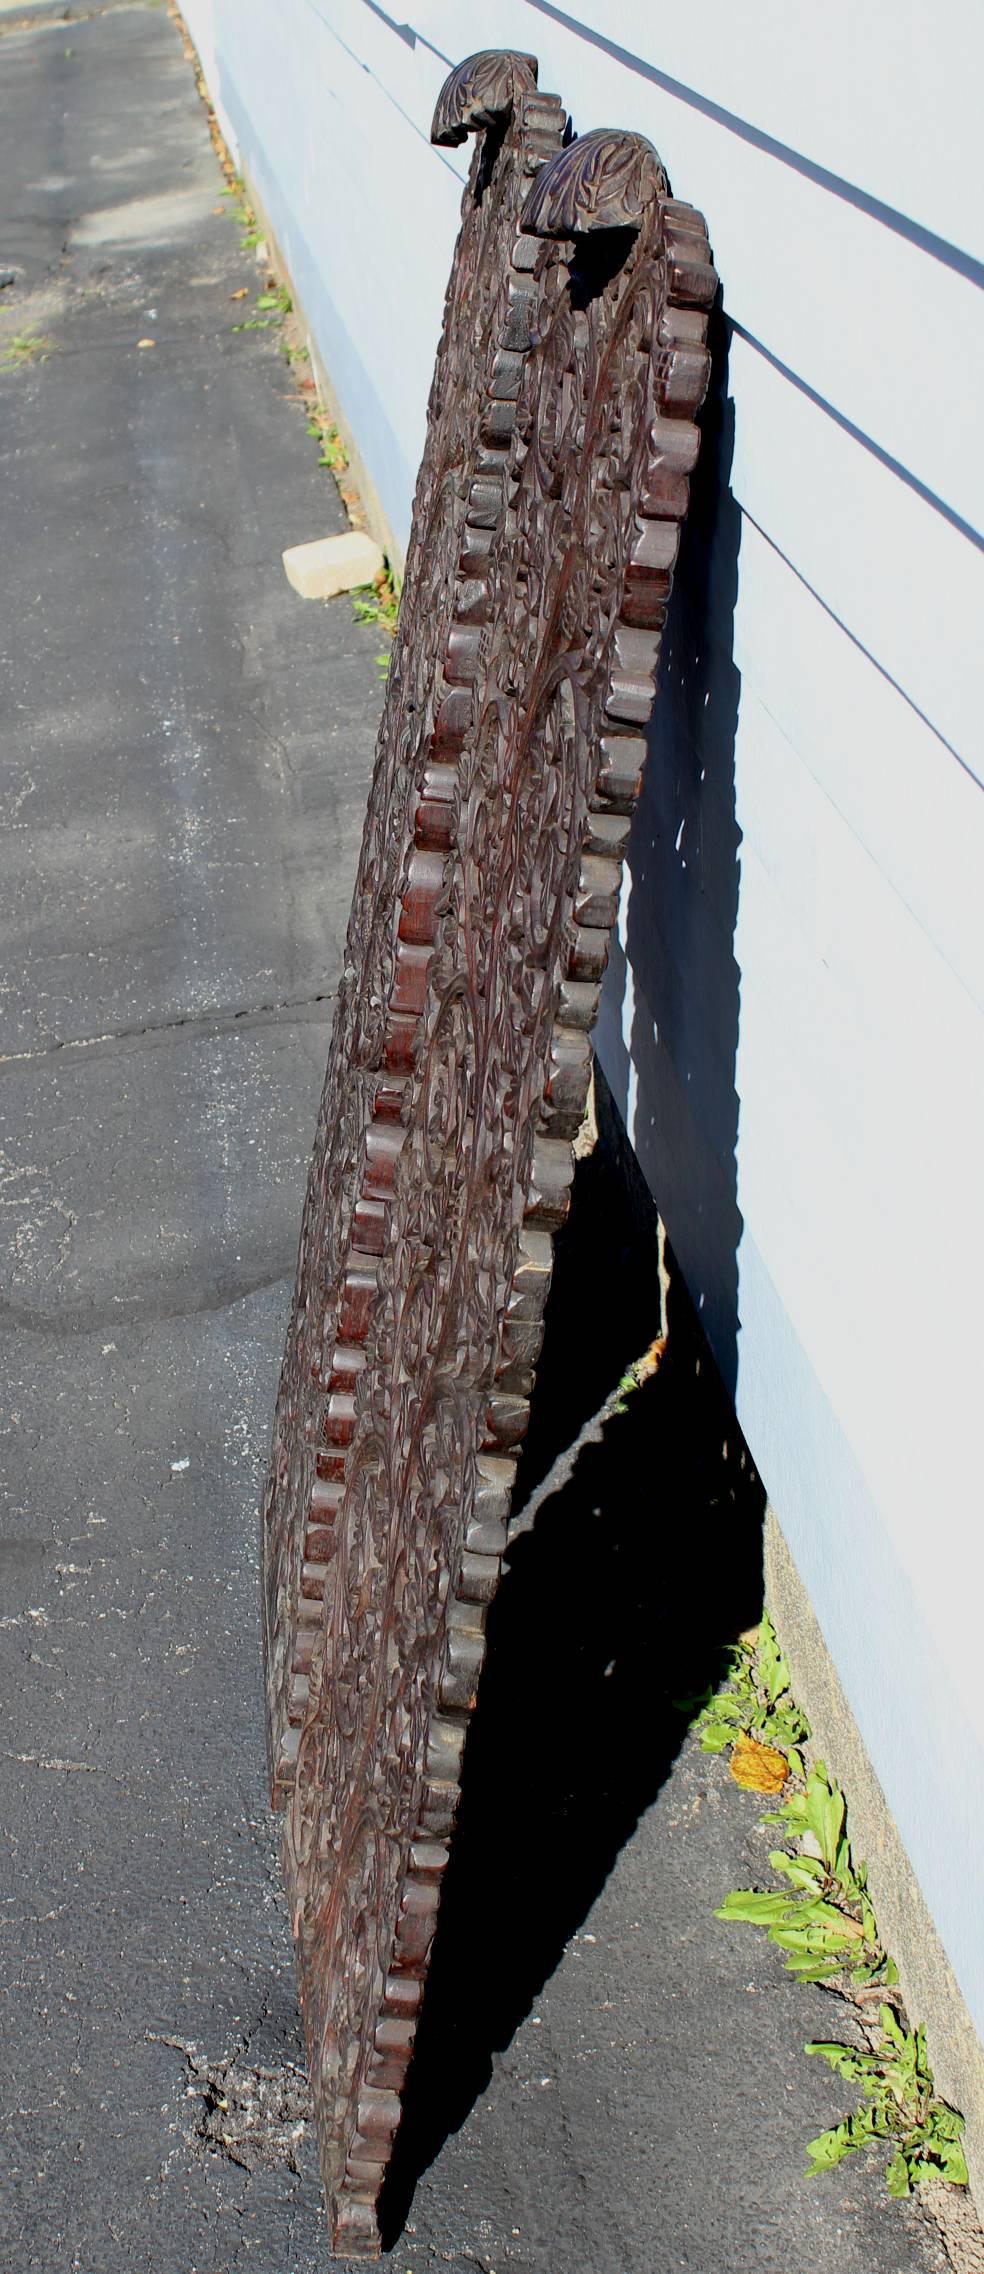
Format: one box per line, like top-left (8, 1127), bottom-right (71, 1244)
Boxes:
top-left (265, 69), bottom-right (569, 1809)
top-left (268, 92), bottom-right (717, 2260)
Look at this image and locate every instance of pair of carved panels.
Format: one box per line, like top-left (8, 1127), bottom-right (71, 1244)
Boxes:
top-left (261, 48), bottom-right (716, 2258)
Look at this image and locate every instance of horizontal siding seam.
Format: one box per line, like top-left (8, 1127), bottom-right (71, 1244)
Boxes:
top-left (522, 0), bottom-right (984, 286)
top-left (731, 321), bottom-right (984, 554)
top-left (301, 0), bottom-right (466, 178)
top-left (736, 507), bottom-right (984, 796)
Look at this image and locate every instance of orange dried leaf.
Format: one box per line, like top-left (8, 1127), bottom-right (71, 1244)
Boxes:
top-left (729, 1733), bottom-right (789, 1794)
top-left (230, 288), bottom-right (249, 300)
top-left (636, 1334), bottom-right (667, 1383)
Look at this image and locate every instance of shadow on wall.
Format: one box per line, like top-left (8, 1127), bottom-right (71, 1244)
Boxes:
top-left (602, 300), bottom-right (745, 1398)
top-left (381, 1087), bottom-right (766, 2245)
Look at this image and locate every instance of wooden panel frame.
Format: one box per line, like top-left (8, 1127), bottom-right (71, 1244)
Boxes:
top-left (262, 60), bottom-right (717, 2258)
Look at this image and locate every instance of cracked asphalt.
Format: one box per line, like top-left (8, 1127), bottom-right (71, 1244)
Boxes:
top-left (0, 6), bottom-right (953, 2271)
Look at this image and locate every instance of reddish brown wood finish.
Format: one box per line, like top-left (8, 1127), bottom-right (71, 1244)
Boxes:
top-left (261, 67), bottom-right (716, 2259)
top-left (262, 53), bottom-right (567, 1819)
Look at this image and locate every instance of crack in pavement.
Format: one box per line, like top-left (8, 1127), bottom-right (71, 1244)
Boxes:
top-left (0, 987), bottom-right (335, 1071)
top-left (148, 2030), bottom-right (311, 2178)
top-left (4, 1749), bottom-right (120, 1777)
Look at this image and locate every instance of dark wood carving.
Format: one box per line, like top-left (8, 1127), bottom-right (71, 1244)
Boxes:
top-left (261, 64), bottom-right (717, 2259)
top-left (262, 52), bottom-right (567, 1811)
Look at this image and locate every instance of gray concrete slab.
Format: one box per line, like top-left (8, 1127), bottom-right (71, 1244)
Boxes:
top-left (0, 7), bottom-right (949, 2271)
top-left (0, 3), bottom-right (374, 1056)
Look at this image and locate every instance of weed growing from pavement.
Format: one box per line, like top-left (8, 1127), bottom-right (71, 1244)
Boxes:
top-left (233, 282), bottom-right (293, 331)
top-left (213, 164), bottom-right (402, 667)
top-left (718, 1757), bottom-right (894, 1989)
top-left (227, 259), bottom-right (402, 664)
top-left (805, 2009), bottom-right (969, 2195)
top-left (693, 1615), bottom-right (968, 2201)
top-left (1, 331), bottom-right (52, 370)
top-left (307, 407), bottom-right (348, 472)
top-left (351, 570), bottom-right (402, 675)
top-left (352, 574), bottom-right (401, 636)
top-left (221, 177), bottom-right (264, 252)
top-left (611, 1334), bottom-right (667, 1414)
top-left (689, 1609), bottom-right (810, 1759)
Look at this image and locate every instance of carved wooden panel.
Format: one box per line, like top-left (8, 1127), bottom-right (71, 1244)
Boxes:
top-left (262, 52), bottom-right (567, 1807)
top-left (261, 62), bottom-right (717, 2259)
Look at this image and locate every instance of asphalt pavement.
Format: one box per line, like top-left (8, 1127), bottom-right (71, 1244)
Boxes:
top-left (0, 7), bottom-right (951, 2270)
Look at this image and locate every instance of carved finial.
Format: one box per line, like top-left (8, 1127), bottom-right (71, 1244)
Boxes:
top-left (431, 50), bottom-right (539, 147)
top-left (520, 128), bottom-right (668, 237)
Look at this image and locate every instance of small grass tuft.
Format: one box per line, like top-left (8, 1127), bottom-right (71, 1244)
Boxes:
top-left (352, 568), bottom-right (401, 674)
top-left (305, 407), bottom-right (348, 472)
top-left (1, 332), bottom-right (52, 371)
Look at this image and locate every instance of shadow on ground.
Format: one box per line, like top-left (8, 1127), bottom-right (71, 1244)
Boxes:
top-left (382, 1092), bottom-right (766, 2243)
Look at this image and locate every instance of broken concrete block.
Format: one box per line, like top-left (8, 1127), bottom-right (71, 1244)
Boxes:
top-left (282, 531), bottom-right (384, 601)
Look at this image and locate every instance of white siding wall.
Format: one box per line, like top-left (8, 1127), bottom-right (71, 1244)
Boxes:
top-left (181, 0), bottom-right (984, 2036)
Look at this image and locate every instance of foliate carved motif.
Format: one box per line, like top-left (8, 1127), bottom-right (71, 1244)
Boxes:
top-left (262, 58), bottom-right (567, 1816)
top-left (430, 46), bottom-right (539, 145)
top-left (263, 76), bottom-right (717, 2259)
top-left (522, 124), bottom-right (668, 234)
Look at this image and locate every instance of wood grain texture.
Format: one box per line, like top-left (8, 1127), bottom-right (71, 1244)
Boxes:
top-left (262, 51), bottom-right (566, 1816)
top-left (262, 64), bottom-right (716, 2257)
